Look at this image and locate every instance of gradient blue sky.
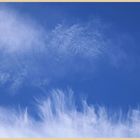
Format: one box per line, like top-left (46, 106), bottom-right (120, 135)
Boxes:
top-left (0, 2), bottom-right (140, 117)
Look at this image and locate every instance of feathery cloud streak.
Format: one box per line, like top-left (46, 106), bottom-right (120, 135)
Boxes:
top-left (0, 89), bottom-right (140, 137)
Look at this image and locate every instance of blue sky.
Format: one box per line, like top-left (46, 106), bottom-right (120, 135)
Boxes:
top-left (1, 2), bottom-right (140, 110)
top-left (0, 2), bottom-right (140, 137)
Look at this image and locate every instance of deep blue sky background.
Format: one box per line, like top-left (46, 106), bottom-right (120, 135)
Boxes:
top-left (0, 3), bottom-right (140, 116)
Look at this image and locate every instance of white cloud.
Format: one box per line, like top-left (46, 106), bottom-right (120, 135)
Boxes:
top-left (0, 89), bottom-right (139, 137)
top-left (0, 8), bottom-right (45, 53)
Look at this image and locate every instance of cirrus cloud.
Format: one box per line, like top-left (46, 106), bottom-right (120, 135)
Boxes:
top-left (0, 7), bottom-right (137, 137)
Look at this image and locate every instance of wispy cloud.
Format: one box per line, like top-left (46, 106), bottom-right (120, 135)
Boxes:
top-left (0, 8), bottom-right (45, 92)
top-left (0, 8), bottom-right (127, 94)
top-left (0, 89), bottom-right (140, 137)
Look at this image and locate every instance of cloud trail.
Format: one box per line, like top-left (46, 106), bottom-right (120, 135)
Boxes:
top-left (0, 89), bottom-right (140, 137)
